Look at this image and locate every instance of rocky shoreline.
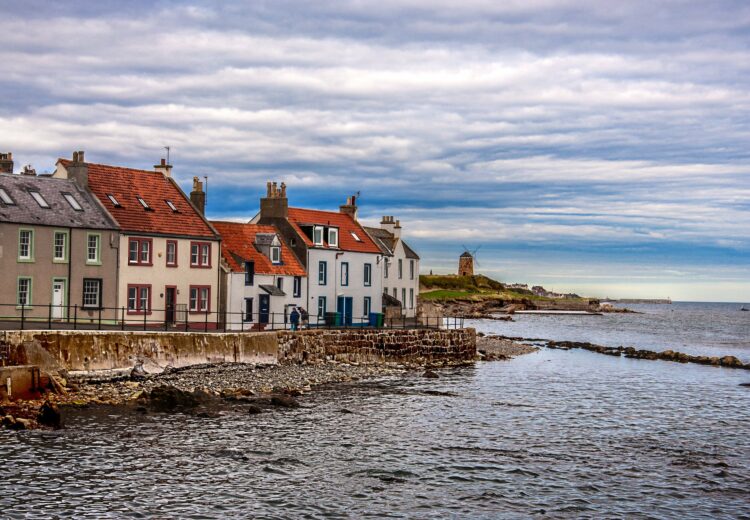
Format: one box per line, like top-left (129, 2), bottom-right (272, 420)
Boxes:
top-left (476, 334), bottom-right (539, 360)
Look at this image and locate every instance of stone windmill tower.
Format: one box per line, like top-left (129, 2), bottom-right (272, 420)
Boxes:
top-left (458, 250), bottom-right (474, 276)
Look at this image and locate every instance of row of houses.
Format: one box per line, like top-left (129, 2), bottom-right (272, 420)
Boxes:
top-left (0, 152), bottom-right (420, 329)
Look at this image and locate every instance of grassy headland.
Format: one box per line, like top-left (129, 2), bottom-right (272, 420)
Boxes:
top-left (419, 274), bottom-right (585, 302)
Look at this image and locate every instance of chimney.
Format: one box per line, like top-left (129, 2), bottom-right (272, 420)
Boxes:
top-left (21, 165), bottom-right (36, 176)
top-left (259, 180), bottom-right (288, 220)
top-left (154, 157), bottom-right (173, 178)
top-left (190, 176), bottom-right (206, 215)
top-left (67, 150), bottom-right (89, 188)
top-left (0, 152), bottom-right (12, 174)
top-left (339, 194), bottom-right (358, 220)
top-left (381, 215), bottom-right (401, 239)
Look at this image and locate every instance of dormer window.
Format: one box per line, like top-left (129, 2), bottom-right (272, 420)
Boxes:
top-left (165, 199), bottom-right (178, 212)
top-left (62, 192), bottom-right (83, 211)
top-left (271, 245), bottom-right (281, 264)
top-left (137, 196), bottom-right (151, 210)
top-left (313, 226), bottom-right (324, 246)
top-left (107, 194), bottom-right (121, 207)
top-left (328, 227), bottom-right (339, 248)
top-left (0, 188), bottom-right (15, 205)
top-left (29, 190), bottom-right (50, 208)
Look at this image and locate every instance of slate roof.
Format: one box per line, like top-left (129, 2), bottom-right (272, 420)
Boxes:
top-left (58, 159), bottom-right (218, 239)
top-left (0, 173), bottom-right (118, 230)
top-left (210, 221), bottom-right (306, 276)
top-left (287, 207), bottom-right (381, 254)
top-left (363, 225), bottom-right (420, 260)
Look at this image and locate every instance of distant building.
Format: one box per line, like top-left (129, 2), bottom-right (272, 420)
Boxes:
top-left (459, 251), bottom-right (474, 276)
top-left (0, 152), bottom-right (13, 174)
top-left (363, 216), bottom-right (420, 318)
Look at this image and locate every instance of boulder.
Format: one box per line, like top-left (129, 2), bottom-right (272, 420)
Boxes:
top-left (147, 386), bottom-right (200, 412)
top-left (720, 356), bottom-right (743, 368)
top-left (37, 401), bottom-right (62, 429)
top-left (247, 405), bottom-right (263, 414)
top-left (270, 395), bottom-right (300, 408)
top-left (130, 361), bottom-right (147, 381)
top-left (423, 369), bottom-right (440, 379)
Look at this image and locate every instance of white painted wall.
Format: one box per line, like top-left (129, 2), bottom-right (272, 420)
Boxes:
top-left (381, 240), bottom-right (420, 318)
top-left (224, 272), bottom-right (307, 330)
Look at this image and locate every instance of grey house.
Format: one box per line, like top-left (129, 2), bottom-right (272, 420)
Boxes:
top-left (0, 169), bottom-right (119, 323)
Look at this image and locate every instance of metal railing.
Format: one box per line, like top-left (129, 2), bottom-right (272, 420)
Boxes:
top-left (0, 303), bottom-right (464, 333)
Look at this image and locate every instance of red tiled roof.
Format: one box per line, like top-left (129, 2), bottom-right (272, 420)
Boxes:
top-left (59, 159), bottom-right (218, 239)
top-left (287, 207), bottom-right (382, 254)
top-left (211, 221), bottom-right (306, 276)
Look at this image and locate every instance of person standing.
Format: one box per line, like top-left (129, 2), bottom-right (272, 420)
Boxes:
top-left (290, 307), bottom-right (300, 331)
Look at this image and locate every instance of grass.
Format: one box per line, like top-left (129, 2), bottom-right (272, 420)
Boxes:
top-left (419, 274), bottom-right (591, 303)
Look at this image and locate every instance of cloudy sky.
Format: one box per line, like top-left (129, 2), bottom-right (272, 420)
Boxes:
top-left (1, 0), bottom-right (748, 301)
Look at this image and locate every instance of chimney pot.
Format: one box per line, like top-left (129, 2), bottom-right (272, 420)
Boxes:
top-left (78, 151), bottom-right (85, 162)
top-left (72, 151), bottom-right (79, 162)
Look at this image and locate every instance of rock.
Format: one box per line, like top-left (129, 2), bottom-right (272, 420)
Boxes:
top-left (147, 386), bottom-right (200, 412)
top-left (339, 408), bottom-right (354, 414)
top-left (270, 395), bottom-right (300, 408)
top-left (247, 405), bottom-right (263, 414)
top-left (720, 356), bottom-right (743, 368)
top-left (130, 361), bottom-right (147, 381)
top-left (37, 401), bottom-right (62, 429)
top-left (738, 383), bottom-right (750, 387)
top-left (13, 418), bottom-right (31, 430)
top-left (2, 415), bottom-right (17, 429)
top-left (423, 370), bottom-right (439, 379)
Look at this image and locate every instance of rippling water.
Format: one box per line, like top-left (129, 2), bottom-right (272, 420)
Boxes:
top-left (2, 337), bottom-right (749, 518)
top-left (474, 302), bottom-right (750, 362)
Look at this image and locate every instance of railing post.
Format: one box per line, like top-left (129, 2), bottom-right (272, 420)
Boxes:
top-left (164, 307), bottom-right (168, 331)
top-left (271, 312), bottom-right (275, 331)
top-left (20, 304), bottom-right (25, 331)
top-left (98, 306), bottom-right (102, 330)
top-left (185, 311), bottom-right (189, 332)
top-left (73, 305), bottom-right (78, 330)
top-left (121, 307), bottom-right (125, 331)
top-left (143, 310), bottom-right (147, 331)
top-left (48, 303), bottom-right (52, 330)
top-left (204, 310), bottom-right (208, 333)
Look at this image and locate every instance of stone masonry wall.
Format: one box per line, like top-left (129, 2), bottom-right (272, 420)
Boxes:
top-left (276, 328), bottom-right (476, 365)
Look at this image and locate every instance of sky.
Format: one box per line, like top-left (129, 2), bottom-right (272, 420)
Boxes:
top-left (1, 0), bottom-right (748, 302)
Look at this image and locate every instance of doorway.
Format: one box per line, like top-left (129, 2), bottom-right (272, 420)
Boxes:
top-left (337, 296), bottom-right (353, 326)
top-left (259, 294), bottom-right (270, 324)
top-left (165, 286), bottom-right (176, 325)
top-left (52, 279), bottom-right (65, 319)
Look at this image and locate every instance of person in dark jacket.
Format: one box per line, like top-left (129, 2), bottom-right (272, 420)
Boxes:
top-left (290, 307), bottom-right (300, 331)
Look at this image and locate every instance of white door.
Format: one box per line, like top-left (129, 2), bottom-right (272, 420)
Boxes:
top-left (52, 280), bottom-right (64, 319)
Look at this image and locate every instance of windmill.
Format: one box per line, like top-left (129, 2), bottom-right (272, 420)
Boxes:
top-left (459, 245), bottom-right (481, 276)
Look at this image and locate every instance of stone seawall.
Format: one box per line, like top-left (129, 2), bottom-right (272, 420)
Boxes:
top-left (276, 328), bottom-right (476, 364)
top-left (0, 328), bottom-right (476, 373)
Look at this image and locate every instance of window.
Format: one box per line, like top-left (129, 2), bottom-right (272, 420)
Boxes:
top-left (165, 199), bottom-right (178, 212)
top-left (384, 259), bottom-right (389, 279)
top-left (127, 284), bottom-right (151, 314)
top-left (318, 261), bottom-right (327, 285)
top-left (276, 277), bottom-right (284, 291)
top-left (317, 296), bottom-right (327, 317)
top-left (86, 234), bottom-right (101, 264)
top-left (29, 191), bottom-right (50, 208)
top-left (364, 296), bottom-right (371, 317)
top-left (82, 279), bottom-right (102, 308)
top-left (364, 263), bottom-right (372, 287)
top-left (393, 288), bottom-right (397, 299)
top-left (271, 245), bottom-right (281, 264)
top-left (128, 238), bottom-right (152, 265)
top-left (0, 188), bottom-right (15, 205)
top-left (137, 196), bottom-right (151, 210)
top-left (107, 194), bottom-right (121, 207)
top-left (53, 231), bottom-right (68, 262)
top-left (398, 259), bottom-right (403, 279)
top-left (313, 226), bottom-right (324, 246)
top-left (18, 229), bottom-right (33, 261)
top-left (244, 261), bottom-right (255, 286)
top-left (351, 231), bottom-right (362, 242)
top-left (17, 277), bottom-right (32, 307)
top-left (409, 288), bottom-right (414, 309)
top-left (410, 260), bottom-right (415, 280)
top-left (293, 276), bottom-right (302, 298)
top-left (62, 193), bottom-right (83, 211)
top-left (402, 288), bottom-right (406, 307)
top-left (328, 227), bottom-right (339, 248)
top-left (384, 286), bottom-right (387, 295)
top-left (189, 286), bottom-right (210, 313)
top-left (190, 242), bottom-right (211, 268)
top-left (166, 240), bottom-right (177, 267)
top-left (244, 298), bottom-right (254, 322)
top-left (340, 262), bottom-right (349, 286)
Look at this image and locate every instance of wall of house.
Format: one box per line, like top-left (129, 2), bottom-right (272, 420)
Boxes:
top-left (0, 223), bottom-right (118, 320)
top-left (306, 249), bottom-right (383, 323)
top-left (382, 242), bottom-right (420, 318)
top-left (1, 327), bottom-right (475, 372)
top-left (117, 234), bottom-right (220, 325)
top-left (225, 272), bottom-right (307, 330)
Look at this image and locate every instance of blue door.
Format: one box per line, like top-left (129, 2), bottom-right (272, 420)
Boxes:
top-left (259, 294), bottom-right (270, 324)
top-left (337, 296), bottom-right (353, 326)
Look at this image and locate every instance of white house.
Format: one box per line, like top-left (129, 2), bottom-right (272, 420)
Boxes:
top-left (364, 216), bottom-right (420, 318)
top-left (253, 183), bottom-right (383, 326)
top-left (211, 221), bottom-right (306, 330)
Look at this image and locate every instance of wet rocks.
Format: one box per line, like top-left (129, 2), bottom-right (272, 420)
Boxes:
top-left (37, 401), bottom-right (62, 429)
top-left (720, 356), bottom-right (743, 368)
top-left (270, 395), bottom-right (300, 408)
top-left (247, 405), bottom-right (263, 414)
top-left (422, 369), bottom-right (439, 379)
top-left (130, 361), bottom-right (147, 381)
top-left (478, 336), bottom-right (539, 360)
top-left (147, 386), bottom-right (203, 412)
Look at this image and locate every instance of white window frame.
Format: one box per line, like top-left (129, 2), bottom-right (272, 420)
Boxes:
top-left (364, 296), bottom-right (371, 317)
top-left (53, 231), bottom-right (68, 262)
top-left (271, 246), bottom-right (281, 264)
top-left (137, 196), bottom-right (150, 210)
top-left (107, 193), bottom-right (121, 207)
top-left (17, 277), bottom-right (32, 307)
top-left (82, 279), bottom-right (101, 308)
top-left (63, 193), bottom-right (83, 211)
top-left (86, 234), bottom-right (100, 264)
top-left (165, 199), bottom-right (178, 212)
top-left (328, 227), bottom-right (339, 248)
top-left (29, 190), bottom-right (50, 208)
top-left (0, 188), bottom-right (14, 205)
top-left (364, 263), bottom-right (372, 287)
top-left (18, 229), bottom-right (33, 260)
top-left (313, 226), bottom-right (324, 246)
top-left (351, 231), bottom-right (362, 242)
